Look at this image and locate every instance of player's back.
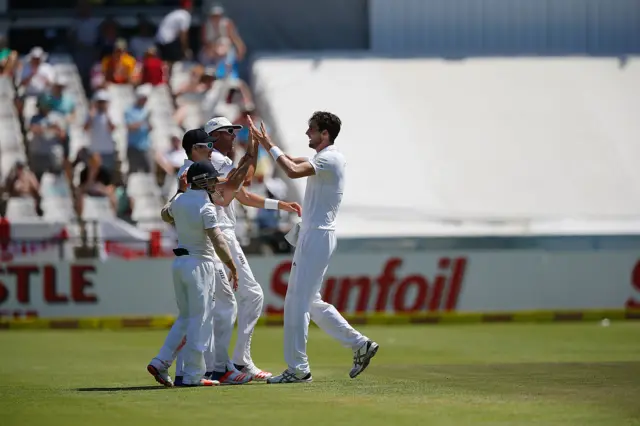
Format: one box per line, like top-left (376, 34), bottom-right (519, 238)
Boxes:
top-left (302, 146), bottom-right (346, 231)
top-left (171, 189), bottom-right (215, 260)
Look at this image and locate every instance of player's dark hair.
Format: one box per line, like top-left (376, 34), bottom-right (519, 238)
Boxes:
top-left (309, 111), bottom-right (341, 143)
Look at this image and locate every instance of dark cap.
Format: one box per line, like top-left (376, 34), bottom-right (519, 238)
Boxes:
top-left (187, 160), bottom-right (221, 184)
top-left (182, 128), bottom-right (215, 153)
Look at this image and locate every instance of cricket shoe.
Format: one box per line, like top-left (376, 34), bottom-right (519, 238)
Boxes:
top-left (266, 369), bottom-right (312, 384)
top-left (241, 364), bottom-right (273, 382)
top-left (349, 340), bottom-right (379, 379)
top-left (147, 360), bottom-right (173, 387)
top-left (181, 379), bottom-right (220, 387)
top-left (217, 368), bottom-right (252, 385)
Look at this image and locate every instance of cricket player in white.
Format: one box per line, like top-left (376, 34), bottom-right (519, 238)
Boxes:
top-left (248, 112), bottom-right (379, 383)
top-left (161, 128), bottom-right (254, 386)
top-left (204, 117), bottom-right (302, 381)
top-left (147, 158), bottom-right (239, 387)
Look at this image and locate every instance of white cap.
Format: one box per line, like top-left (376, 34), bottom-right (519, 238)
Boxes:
top-left (53, 75), bottom-right (68, 86)
top-left (135, 84), bottom-right (152, 98)
top-left (204, 116), bottom-right (242, 134)
top-left (93, 90), bottom-right (110, 102)
top-left (28, 46), bottom-right (47, 60)
top-left (209, 4), bottom-right (224, 15)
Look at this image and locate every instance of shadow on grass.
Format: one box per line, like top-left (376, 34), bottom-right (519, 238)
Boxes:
top-left (77, 385), bottom-right (167, 392)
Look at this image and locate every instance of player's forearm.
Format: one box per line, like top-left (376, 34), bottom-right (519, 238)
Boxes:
top-left (159, 191), bottom-right (182, 223)
top-left (237, 188), bottom-right (284, 210)
top-left (285, 155), bottom-right (307, 164)
top-left (207, 228), bottom-right (235, 272)
top-left (276, 155), bottom-right (304, 178)
top-left (222, 155), bottom-right (253, 192)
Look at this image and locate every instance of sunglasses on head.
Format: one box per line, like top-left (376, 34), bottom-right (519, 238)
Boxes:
top-left (195, 142), bottom-right (214, 149)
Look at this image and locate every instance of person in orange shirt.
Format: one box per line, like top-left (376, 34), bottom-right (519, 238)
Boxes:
top-left (102, 38), bottom-right (136, 84)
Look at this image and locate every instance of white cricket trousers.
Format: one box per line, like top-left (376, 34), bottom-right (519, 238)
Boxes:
top-left (222, 228), bottom-right (264, 367)
top-left (284, 228), bottom-right (368, 376)
top-left (175, 257), bottom-right (236, 375)
top-left (156, 256), bottom-right (216, 385)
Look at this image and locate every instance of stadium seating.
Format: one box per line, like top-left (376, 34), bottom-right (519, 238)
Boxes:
top-left (252, 54), bottom-right (640, 237)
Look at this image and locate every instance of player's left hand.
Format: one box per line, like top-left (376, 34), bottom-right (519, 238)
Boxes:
top-left (281, 201), bottom-right (302, 217)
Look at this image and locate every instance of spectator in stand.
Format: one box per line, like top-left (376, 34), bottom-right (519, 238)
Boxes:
top-left (69, 0), bottom-right (102, 96)
top-left (0, 35), bottom-right (18, 77)
top-left (130, 17), bottom-right (156, 61)
top-left (138, 46), bottom-right (165, 87)
top-left (201, 4), bottom-right (245, 63)
top-left (97, 16), bottom-right (120, 59)
top-left (156, 132), bottom-right (186, 178)
top-left (42, 76), bottom-right (75, 182)
top-left (28, 96), bottom-right (67, 182)
top-left (84, 90), bottom-right (117, 177)
top-left (156, 132), bottom-right (187, 198)
top-left (212, 79), bottom-right (254, 123)
top-left (125, 85), bottom-right (152, 173)
top-left (155, 0), bottom-right (193, 83)
top-left (16, 47), bottom-right (55, 118)
top-left (73, 147), bottom-right (116, 216)
top-left (213, 37), bottom-right (239, 80)
top-left (4, 161), bottom-right (42, 215)
top-left (47, 75), bottom-right (76, 124)
top-left (173, 66), bottom-right (217, 128)
top-left (102, 38), bottom-right (137, 85)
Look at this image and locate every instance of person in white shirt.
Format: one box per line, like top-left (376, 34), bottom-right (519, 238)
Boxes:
top-left (147, 159), bottom-right (236, 387)
top-left (83, 90), bottom-right (116, 172)
top-left (203, 116), bottom-right (302, 381)
top-left (16, 47), bottom-right (55, 117)
top-left (159, 128), bottom-right (254, 386)
top-left (155, 0), bottom-right (193, 81)
top-left (249, 112), bottom-right (379, 384)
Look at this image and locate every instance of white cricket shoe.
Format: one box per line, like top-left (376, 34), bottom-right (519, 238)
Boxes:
top-left (241, 364), bottom-right (273, 381)
top-left (147, 359), bottom-right (173, 387)
top-left (218, 367), bottom-right (253, 385)
top-left (349, 340), bottom-right (379, 379)
top-left (267, 369), bottom-right (313, 384)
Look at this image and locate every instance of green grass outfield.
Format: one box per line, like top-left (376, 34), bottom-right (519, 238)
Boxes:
top-left (1, 323), bottom-right (639, 426)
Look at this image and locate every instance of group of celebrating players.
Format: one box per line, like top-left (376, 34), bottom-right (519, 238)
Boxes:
top-left (146, 111), bottom-right (379, 387)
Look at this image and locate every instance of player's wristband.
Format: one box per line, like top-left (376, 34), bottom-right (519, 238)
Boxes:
top-left (269, 146), bottom-right (284, 161)
top-left (265, 198), bottom-right (279, 210)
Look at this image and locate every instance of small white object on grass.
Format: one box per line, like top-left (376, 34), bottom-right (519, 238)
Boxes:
top-left (601, 318), bottom-right (610, 327)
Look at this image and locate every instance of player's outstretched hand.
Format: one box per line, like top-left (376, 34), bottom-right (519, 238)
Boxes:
top-left (247, 116), bottom-right (271, 149)
top-left (281, 201), bottom-right (302, 217)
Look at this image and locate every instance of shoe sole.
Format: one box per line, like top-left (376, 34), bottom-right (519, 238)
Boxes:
top-left (267, 377), bottom-right (313, 384)
top-left (350, 342), bottom-right (379, 379)
top-left (147, 364), bottom-right (173, 388)
top-left (181, 380), bottom-right (220, 387)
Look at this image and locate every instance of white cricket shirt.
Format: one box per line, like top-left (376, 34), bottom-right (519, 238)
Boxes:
top-left (156, 9), bottom-right (191, 44)
top-left (210, 149), bottom-right (236, 230)
top-left (169, 188), bottom-right (219, 260)
top-left (303, 145), bottom-right (346, 231)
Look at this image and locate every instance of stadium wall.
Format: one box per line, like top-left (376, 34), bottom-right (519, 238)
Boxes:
top-left (1, 250), bottom-right (640, 328)
top-left (370, 0), bottom-right (640, 55)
